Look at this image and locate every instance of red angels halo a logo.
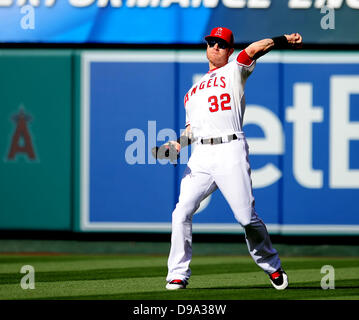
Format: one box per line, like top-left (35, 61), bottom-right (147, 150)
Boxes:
top-left (7, 107), bottom-right (36, 161)
top-left (214, 28), bottom-right (223, 37)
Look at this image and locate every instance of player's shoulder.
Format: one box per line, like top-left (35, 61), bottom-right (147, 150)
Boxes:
top-left (189, 73), bottom-right (208, 91)
top-left (223, 51), bottom-right (254, 71)
top-left (235, 49), bottom-right (256, 68)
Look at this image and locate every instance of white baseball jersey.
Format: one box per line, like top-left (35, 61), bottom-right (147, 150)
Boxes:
top-left (184, 50), bottom-right (256, 139)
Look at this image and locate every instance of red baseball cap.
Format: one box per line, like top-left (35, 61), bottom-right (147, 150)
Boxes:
top-left (205, 27), bottom-right (234, 47)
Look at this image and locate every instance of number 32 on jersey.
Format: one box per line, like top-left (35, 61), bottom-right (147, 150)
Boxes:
top-left (208, 93), bottom-right (231, 112)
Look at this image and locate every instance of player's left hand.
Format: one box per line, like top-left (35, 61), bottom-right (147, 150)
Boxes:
top-left (285, 33), bottom-right (303, 49)
top-left (151, 142), bottom-right (180, 164)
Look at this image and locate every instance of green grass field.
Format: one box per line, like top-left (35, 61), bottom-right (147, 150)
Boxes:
top-left (1, 253), bottom-right (358, 300)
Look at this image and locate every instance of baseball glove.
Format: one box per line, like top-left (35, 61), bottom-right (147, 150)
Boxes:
top-left (152, 142), bottom-right (179, 164)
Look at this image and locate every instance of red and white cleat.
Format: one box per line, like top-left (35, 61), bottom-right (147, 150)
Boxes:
top-left (269, 268), bottom-right (288, 290)
top-left (166, 279), bottom-right (188, 290)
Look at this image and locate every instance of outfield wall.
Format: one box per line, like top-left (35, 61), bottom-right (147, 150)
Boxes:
top-left (0, 50), bottom-right (73, 231)
top-left (1, 49), bottom-right (359, 235)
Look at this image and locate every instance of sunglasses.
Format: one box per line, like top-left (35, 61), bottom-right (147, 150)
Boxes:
top-left (207, 39), bottom-right (229, 49)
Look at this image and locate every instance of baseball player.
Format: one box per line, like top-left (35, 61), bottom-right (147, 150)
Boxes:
top-left (153, 27), bottom-right (303, 290)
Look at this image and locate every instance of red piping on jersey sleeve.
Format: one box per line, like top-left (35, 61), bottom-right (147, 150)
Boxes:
top-left (236, 50), bottom-right (254, 67)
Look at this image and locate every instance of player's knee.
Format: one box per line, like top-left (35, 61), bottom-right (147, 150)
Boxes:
top-left (172, 211), bottom-right (192, 224)
top-left (233, 206), bottom-right (254, 227)
top-left (237, 217), bottom-right (251, 227)
top-left (172, 202), bottom-right (197, 223)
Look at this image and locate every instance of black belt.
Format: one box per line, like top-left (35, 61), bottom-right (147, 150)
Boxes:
top-left (200, 134), bottom-right (238, 145)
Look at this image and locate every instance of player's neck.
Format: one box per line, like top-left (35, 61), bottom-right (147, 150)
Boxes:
top-left (209, 61), bottom-right (227, 71)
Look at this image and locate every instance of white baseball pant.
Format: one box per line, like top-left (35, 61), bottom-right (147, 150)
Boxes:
top-left (166, 134), bottom-right (281, 283)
